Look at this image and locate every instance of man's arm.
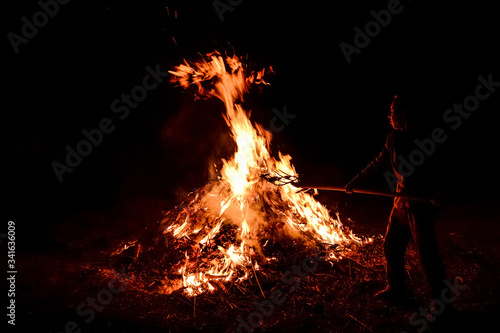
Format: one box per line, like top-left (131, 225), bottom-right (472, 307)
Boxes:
top-left (345, 132), bottom-right (393, 193)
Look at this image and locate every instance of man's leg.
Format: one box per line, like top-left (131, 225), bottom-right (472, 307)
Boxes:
top-left (380, 202), bottom-right (412, 298)
top-left (408, 204), bottom-right (447, 300)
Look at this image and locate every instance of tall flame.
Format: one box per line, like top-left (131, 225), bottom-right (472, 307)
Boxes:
top-left (131, 52), bottom-right (365, 296)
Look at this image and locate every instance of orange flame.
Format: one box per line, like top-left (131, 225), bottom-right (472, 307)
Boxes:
top-left (145, 52), bottom-right (367, 296)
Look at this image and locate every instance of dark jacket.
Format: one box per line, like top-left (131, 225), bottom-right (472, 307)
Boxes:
top-left (353, 130), bottom-right (443, 199)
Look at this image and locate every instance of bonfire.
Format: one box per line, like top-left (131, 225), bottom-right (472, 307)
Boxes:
top-left (111, 51), bottom-right (371, 297)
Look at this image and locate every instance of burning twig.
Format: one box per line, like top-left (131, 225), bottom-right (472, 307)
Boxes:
top-left (251, 262), bottom-right (265, 299)
top-left (348, 314), bottom-right (374, 332)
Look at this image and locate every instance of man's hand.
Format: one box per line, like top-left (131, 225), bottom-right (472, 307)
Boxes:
top-left (344, 179), bottom-right (357, 194)
top-left (345, 174), bottom-right (361, 194)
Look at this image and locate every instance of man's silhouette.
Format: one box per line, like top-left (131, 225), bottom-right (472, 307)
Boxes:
top-left (345, 95), bottom-right (447, 302)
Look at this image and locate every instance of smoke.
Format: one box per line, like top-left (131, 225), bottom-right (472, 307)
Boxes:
top-left (160, 97), bottom-right (236, 196)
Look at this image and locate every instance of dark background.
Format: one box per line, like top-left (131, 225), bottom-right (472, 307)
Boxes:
top-left (4, 0), bottom-right (499, 251)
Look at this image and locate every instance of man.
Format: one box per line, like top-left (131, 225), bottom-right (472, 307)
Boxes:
top-left (345, 95), bottom-right (447, 302)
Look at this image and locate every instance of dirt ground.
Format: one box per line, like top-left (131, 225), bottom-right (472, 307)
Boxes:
top-left (15, 194), bottom-right (500, 333)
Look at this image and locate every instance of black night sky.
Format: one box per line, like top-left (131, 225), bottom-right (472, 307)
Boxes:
top-left (6, 0), bottom-right (499, 228)
top-left (3, 0), bottom-right (500, 332)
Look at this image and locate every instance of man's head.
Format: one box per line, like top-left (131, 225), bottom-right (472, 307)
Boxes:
top-left (389, 95), bottom-right (407, 130)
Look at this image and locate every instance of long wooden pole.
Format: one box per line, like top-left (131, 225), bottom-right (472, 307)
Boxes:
top-left (297, 185), bottom-right (431, 202)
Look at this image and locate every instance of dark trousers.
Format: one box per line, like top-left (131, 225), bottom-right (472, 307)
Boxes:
top-left (384, 198), bottom-right (447, 299)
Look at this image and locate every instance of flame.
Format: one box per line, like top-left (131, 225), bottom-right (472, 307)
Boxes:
top-left (135, 52), bottom-right (366, 296)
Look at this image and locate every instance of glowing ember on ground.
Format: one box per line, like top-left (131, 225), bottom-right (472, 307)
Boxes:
top-left (112, 51), bottom-right (370, 297)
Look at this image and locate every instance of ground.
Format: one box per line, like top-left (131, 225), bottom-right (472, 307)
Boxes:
top-left (17, 193), bottom-right (500, 333)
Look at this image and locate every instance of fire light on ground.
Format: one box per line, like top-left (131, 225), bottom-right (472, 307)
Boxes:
top-left (112, 51), bottom-right (371, 297)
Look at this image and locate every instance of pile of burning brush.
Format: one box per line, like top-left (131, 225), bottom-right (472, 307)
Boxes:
top-left (108, 51), bottom-right (372, 297)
